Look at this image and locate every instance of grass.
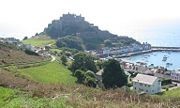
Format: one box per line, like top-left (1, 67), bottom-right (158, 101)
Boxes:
top-left (50, 48), bottom-right (62, 53)
top-left (20, 62), bottom-right (77, 85)
top-left (155, 88), bottom-right (180, 98)
top-left (0, 87), bottom-right (16, 106)
top-left (22, 36), bottom-right (56, 47)
top-left (0, 87), bottom-right (72, 108)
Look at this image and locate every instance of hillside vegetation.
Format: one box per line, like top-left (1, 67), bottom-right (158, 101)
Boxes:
top-left (0, 42), bottom-right (45, 65)
top-left (22, 35), bottom-right (56, 47)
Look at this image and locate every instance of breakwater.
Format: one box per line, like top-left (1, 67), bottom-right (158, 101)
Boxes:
top-left (116, 46), bottom-right (180, 58)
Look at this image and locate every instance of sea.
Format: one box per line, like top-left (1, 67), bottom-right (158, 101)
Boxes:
top-left (125, 35), bottom-right (180, 70)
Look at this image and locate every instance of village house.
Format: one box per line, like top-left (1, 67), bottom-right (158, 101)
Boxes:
top-left (171, 69), bottom-right (180, 81)
top-left (132, 74), bottom-right (161, 94)
top-left (96, 42), bottom-right (151, 57)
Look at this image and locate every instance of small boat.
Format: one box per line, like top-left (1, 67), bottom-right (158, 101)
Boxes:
top-left (162, 55), bottom-right (167, 61)
top-left (166, 63), bottom-right (173, 66)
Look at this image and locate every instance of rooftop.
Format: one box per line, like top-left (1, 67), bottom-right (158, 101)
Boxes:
top-left (132, 74), bottom-right (158, 85)
top-left (96, 69), bottom-right (103, 76)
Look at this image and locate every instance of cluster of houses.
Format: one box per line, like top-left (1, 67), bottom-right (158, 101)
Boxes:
top-left (96, 58), bottom-right (180, 94)
top-left (96, 67), bottom-right (162, 94)
top-left (0, 37), bottom-right (51, 57)
top-left (96, 42), bottom-right (151, 57)
top-left (121, 60), bottom-right (180, 94)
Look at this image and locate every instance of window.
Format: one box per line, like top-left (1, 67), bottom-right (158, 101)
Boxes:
top-left (146, 90), bottom-right (148, 92)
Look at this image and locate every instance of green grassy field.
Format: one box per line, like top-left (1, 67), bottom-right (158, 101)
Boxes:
top-left (156, 88), bottom-right (180, 98)
top-left (49, 48), bottom-right (62, 53)
top-left (20, 62), bottom-right (77, 85)
top-left (22, 37), bottom-right (56, 47)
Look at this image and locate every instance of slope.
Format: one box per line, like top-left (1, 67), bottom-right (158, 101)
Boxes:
top-left (42, 13), bottom-right (140, 50)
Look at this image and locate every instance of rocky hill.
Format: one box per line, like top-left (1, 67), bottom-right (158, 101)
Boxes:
top-left (42, 13), bottom-right (140, 50)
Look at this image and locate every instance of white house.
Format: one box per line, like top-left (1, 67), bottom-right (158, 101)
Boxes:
top-left (132, 74), bottom-right (161, 94)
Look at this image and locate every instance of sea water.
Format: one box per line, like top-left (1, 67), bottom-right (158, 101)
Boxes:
top-left (126, 35), bottom-right (180, 70)
top-left (125, 51), bottom-right (180, 70)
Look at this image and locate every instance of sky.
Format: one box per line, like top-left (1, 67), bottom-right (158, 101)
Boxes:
top-left (0, 0), bottom-right (180, 42)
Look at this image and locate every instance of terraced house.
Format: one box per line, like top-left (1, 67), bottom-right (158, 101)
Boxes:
top-left (132, 74), bottom-right (161, 94)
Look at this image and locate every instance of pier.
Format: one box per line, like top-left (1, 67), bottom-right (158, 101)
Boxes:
top-left (115, 46), bottom-right (180, 58)
top-left (152, 46), bottom-right (180, 51)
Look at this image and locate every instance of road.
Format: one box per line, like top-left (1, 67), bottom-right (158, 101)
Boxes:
top-left (51, 55), bottom-right (56, 62)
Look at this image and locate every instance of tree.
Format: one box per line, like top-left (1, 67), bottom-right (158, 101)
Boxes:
top-left (61, 55), bottom-right (67, 65)
top-left (84, 70), bottom-right (97, 87)
top-left (74, 69), bottom-right (97, 87)
top-left (35, 33), bottom-right (39, 36)
top-left (71, 53), bottom-right (97, 73)
top-left (102, 59), bottom-right (128, 89)
top-left (104, 39), bottom-right (113, 47)
top-left (74, 70), bottom-right (86, 83)
top-left (23, 36), bottom-right (28, 40)
top-left (56, 36), bottom-right (85, 50)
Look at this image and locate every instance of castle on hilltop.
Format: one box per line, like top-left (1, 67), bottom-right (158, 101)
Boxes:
top-left (60, 13), bottom-right (85, 22)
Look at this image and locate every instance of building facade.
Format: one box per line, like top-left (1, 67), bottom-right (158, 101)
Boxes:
top-left (132, 74), bottom-right (161, 94)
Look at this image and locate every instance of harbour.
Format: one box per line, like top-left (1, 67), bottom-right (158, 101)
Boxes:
top-left (115, 46), bottom-right (180, 58)
top-left (123, 51), bottom-right (180, 70)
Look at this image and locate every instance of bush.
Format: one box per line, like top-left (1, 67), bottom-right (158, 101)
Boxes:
top-left (74, 70), bottom-right (97, 87)
top-left (25, 49), bottom-right (38, 56)
top-left (161, 78), bottom-right (172, 86)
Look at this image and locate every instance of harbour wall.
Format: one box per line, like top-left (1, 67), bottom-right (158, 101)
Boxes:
top-left (116, 46), bottom-right (180, 58)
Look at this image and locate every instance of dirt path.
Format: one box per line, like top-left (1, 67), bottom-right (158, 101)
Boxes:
top-left (50, 55), bottom-right (56, 62)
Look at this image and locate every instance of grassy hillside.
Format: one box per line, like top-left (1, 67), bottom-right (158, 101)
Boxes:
top-left (0, 42), bottom-right (45, 65)
top-left (0, 65), bottom-right (180, 107)
top-left (154, 88), bottom-right (180, 98)
top-left (22, 35), bottom-right (56, 47)
top-left (20, 62), bottom-right (77, 85)
top-left (0, 87), bottom-right (72, 108)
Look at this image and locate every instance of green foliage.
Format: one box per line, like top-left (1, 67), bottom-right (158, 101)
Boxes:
top-left (74, 70), bottom-right (86, 83)
top-left (71, 53), bottom-right (97, 73)
top-left (20, 62), bottom-right (77, 85)
top-left (96, 60), bottom-right (105, 70)
top-left (0, 87), bottom-right (16, 106)
top-left (84, 70), bottom-right (97, 87)
top-left (61, 47), bottom-right (79, 55)
top-left (102, 59), bottom-right (128, 89)
top-left (74, 70), bottom-right (97, 87)
top-left (23, 36), bottom-right (28, 40)
top-left (56, 36), bottom-right (85, 50)
top-left (161, 78), bottom-right (172, 86)
top-left (22, 35), bottom-right (56, 47)
top-left (24, 49), bottom-right (38, 56)
top-left (3, 65), bottom-right (18, 73)
top-left (104, 39), bottom-right (113, 47)
top-left (49, 48), bottom-right (62, 54)
top-left (61, 55), bottom-right (67, 65)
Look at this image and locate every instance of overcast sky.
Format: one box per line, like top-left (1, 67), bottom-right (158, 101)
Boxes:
top-left (0, 0), bottom-right (180, 41)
